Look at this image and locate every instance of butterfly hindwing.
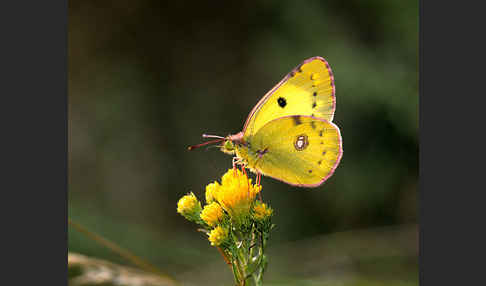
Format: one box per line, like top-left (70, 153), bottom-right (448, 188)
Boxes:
top-left (246, 115), bottom-right (342, 187)
top-left (243, 57), bottom-right (336, 137)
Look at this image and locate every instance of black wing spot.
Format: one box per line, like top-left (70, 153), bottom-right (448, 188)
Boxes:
top-left (318, 160), bottom-right (322, 165)
top-left (319, 130), bottom-right (323, 137)
top-left (322, 151), bottom-right (327, 155)
top-left (312, 102), bottom-right (317, 108)
top-left (292, 115), bottom-right (302, 125)
top-left (313, 92), bottom-right (317, 96)
top-left (320, 141), bottom-right (324, 144)
top-left (277, 97), bottom-right (287, 108)
top-left (308, 170), bottom-right (313, 174)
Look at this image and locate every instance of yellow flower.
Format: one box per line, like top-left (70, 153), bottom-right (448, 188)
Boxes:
top-left (253, 202), bottom-right (273, 220)
top-left (205, 181), bottom-right (220, 203)
top-left (177, 192), bottom-right (202, 222)
top-left (200, 202), bottom-right (224, 227)
top-left (208, 225), bottom-right (228, 246)
top-left (212, 169), bottom-right (262, 223)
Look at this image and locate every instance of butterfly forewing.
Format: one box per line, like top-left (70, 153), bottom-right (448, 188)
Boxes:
top-left (243, 57), bottom-right (336, 138)
top-left (248, 115), bottom-right (342, 187)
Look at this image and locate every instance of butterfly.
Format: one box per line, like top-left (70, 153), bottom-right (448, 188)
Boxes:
top-left (189, 57), bottom-right (343, 187)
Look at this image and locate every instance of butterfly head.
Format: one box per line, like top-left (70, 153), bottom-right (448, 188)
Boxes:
top-left (220, 132), bottom-right (245, 155)
top-left (220, 140), bottom-right (235, 155)
top-left (188, 132), bottom-right (244, 154)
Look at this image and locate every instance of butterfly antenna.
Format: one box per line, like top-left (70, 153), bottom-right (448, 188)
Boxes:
top-left (202, 134), bottom-right (225, 139)
top-left (188, 138), bottom-right (225, 151)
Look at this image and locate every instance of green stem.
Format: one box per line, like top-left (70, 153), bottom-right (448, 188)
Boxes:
top-left (228, 220), bottom-right (270, 285)
top-left (252, 231), bottom-right (267, 285)
top-left (235, 257), bottom-right (246, 285)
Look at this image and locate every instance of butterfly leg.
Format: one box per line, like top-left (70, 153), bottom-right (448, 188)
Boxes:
top-left (232, 157), bottom-right (239, 173)
top-left (242, 167), bottom-right (251, 196)
top-left (233, 156), bottom-right (246, 173)
top-left (232, 159), bottom-right (251, 195)
top-left (257, 172), bottom-right (263, 201)
top-left (241, 164), bottom-right (247, 177)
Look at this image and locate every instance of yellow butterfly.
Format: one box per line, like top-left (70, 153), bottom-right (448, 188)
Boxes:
top-left (190, 57), bottom-right (343, 187)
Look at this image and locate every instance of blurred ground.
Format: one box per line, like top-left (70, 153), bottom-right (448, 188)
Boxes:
top-left (69, 0), bottom-right (418, 285)
top-left (69, 224), bottom-right (417, 285)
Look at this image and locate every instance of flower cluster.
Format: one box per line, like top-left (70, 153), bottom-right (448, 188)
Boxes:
top-left (177, 168), bottom-right (274, 285)
top-left (176, 192), bottom-right (202, 223)
top-left (253, 202), bottom-right (273, 221)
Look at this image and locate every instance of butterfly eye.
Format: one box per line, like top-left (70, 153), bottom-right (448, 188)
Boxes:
top-left (294, 134), bottom-right (309, 151)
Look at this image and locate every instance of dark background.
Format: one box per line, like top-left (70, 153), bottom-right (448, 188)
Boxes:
top-left (68, 1), bottom-right (418, 285)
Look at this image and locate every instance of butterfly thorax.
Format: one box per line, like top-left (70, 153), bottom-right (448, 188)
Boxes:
top-left (235, 144), bottom-right (261, 175)
top-left (220, 132), bottom-right (266, 175)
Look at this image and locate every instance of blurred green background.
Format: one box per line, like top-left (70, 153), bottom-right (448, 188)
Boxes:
top-left (68, 0), bottom-right (418, 285)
